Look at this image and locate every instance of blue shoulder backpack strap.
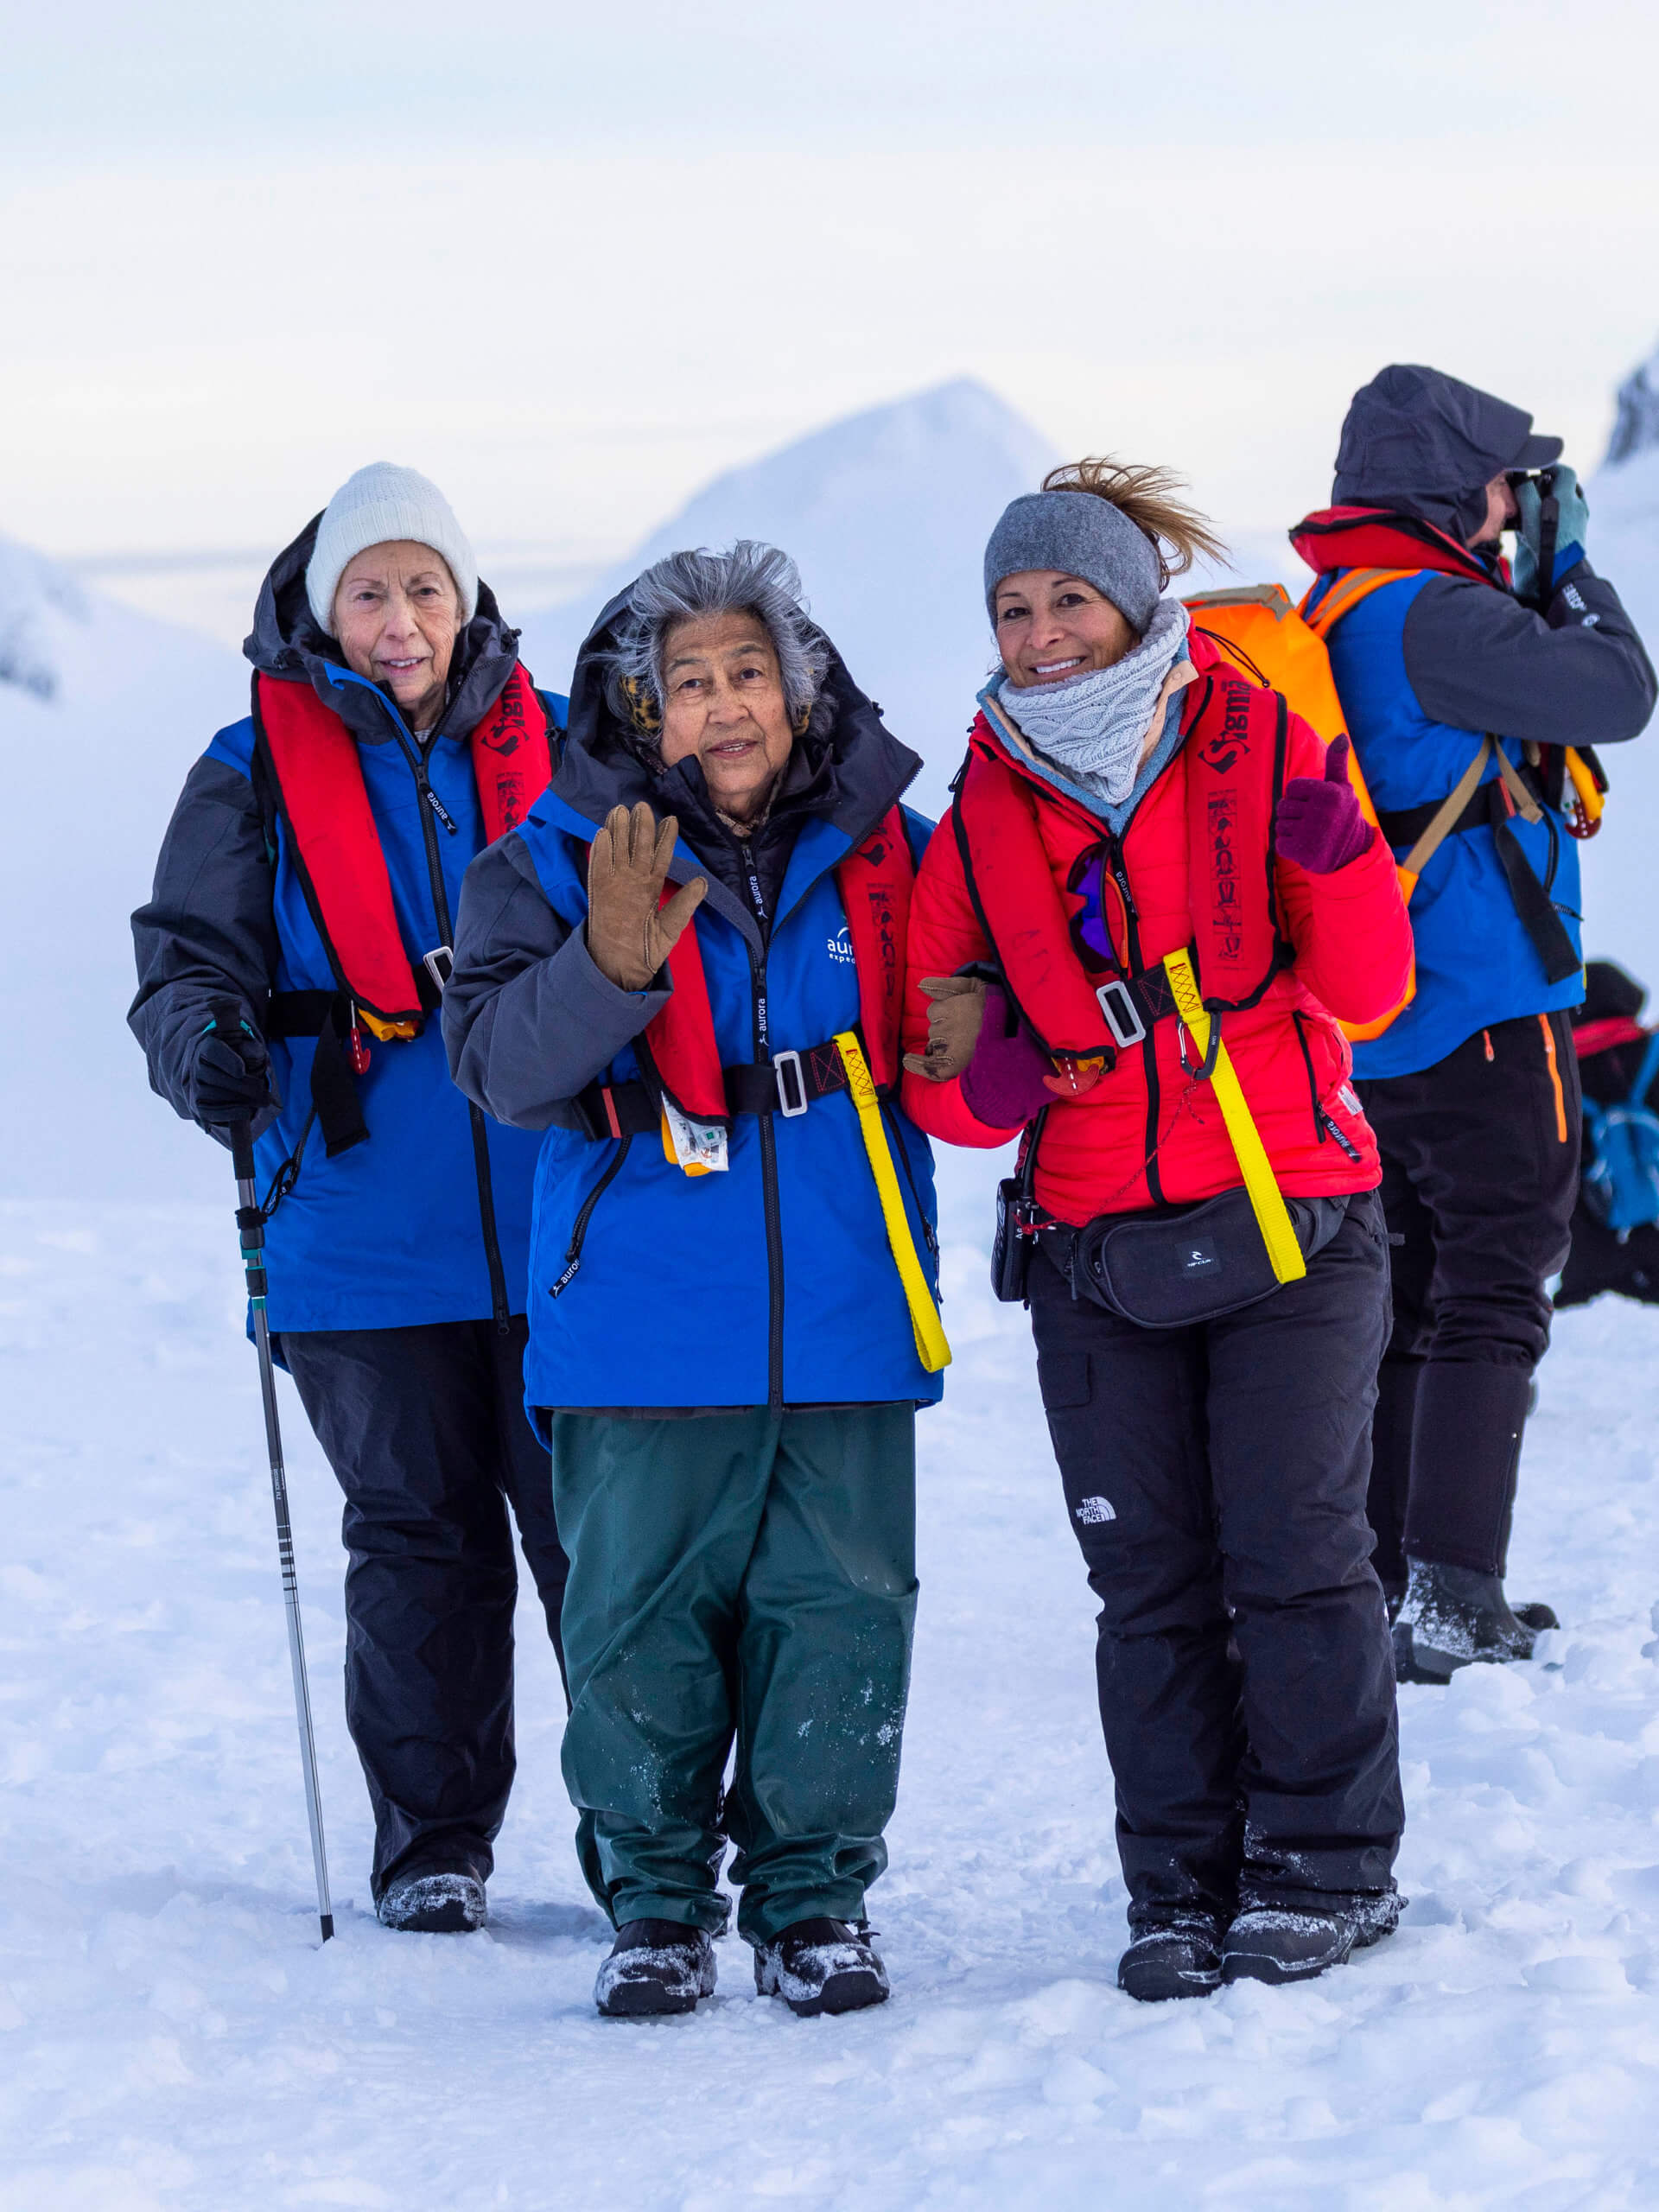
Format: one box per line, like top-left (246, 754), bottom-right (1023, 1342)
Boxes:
top-left (1629, 1032), bottom-right (1659, 1106)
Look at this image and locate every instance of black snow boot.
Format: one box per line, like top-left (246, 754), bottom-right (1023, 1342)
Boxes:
top-left (1117, 1914), bottom-right (1224, 2003)
top-left (1392, 1558), bottom-right (1557, 1683)
top-left (753, 1919), bottom-right (890, 2017)
top-left (1221, 1891), bottom-right (1401, 1988)
top-left (377, 1869), bottom-right (486, 1934)
top-left (594, 1920), bottom-right (718, 2018)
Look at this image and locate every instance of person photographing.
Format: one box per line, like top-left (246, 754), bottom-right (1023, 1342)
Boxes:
top-left (1293, 366), bottom-right (1656, 1680)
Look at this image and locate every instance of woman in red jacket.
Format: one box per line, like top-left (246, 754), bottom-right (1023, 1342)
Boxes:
top-left (904, 461), bottom-right (1414, 2000)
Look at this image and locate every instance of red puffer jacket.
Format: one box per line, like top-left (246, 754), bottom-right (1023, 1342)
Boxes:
top-left (902, 634), bottom-right (1414, 1227)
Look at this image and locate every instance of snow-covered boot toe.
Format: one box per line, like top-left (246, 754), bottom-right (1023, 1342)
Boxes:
top-left (377, 1869), bottom-right (487, 1934)
top-left (1393, 1557), bottom-right (1543, 1681)
top-left (1221, 1891), bottom-right (1399, 1988)
top-left (753, 1918), bottom-right (890, 2017)
top-left (1512, 1599), bottom-right (1560, 1633)
top-left (1117, 1917), bottom-right (1223, 2002)
top-left (594, 1920), bottom-right (717, 2018)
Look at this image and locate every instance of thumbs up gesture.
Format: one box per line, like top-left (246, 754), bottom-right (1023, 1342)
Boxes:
top-left (586, 803), bottom-right (709, 991)
top-left (1273, 736), bottom-right (1376, 875)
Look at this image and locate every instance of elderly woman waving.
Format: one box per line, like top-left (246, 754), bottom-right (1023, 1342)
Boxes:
top-left (903, 463), bottom-right (1414, 1999)
top-left (445, 542), bottom-right (944, 2018)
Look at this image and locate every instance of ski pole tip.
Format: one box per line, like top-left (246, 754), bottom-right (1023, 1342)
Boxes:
top-left (320, 1914), bottom-right (335, 1942)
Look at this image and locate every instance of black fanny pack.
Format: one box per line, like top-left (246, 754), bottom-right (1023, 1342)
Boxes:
top-left (1054, 1187), bottom-right (1351, 1328)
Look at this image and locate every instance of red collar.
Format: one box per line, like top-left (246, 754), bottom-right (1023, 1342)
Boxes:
top-left (1573, 1015), bottom-right (1649, 1060)
top-left (1290, 505), bottom-right (1504, 588)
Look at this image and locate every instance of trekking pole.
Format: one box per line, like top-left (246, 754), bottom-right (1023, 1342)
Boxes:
top-left (231, 1119), bottom-right (334, 1942)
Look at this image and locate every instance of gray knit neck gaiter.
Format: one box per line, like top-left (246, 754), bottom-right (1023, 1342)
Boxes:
top-left (996, 599), bottom-right (1190, 806)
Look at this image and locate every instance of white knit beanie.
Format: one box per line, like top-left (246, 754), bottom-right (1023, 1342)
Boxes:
top-left (305, 462), bottom-right (479, 635)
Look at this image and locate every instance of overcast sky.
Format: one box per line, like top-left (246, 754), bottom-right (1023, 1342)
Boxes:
top-left (4, 0), bottom-right (1658, 570)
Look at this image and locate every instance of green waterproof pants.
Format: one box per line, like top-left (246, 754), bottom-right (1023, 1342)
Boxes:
top-left (549, 1402), bottom-right (917, 1944)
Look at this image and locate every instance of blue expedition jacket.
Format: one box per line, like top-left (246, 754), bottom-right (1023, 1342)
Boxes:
top-left (130, 519), bottom-right (559, 1334)
top-left (1299, 518), bottom-right (1655, 1079)
top-left (442, 591), bottom-right (942, 1426)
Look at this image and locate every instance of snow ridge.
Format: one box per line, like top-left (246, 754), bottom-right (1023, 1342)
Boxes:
top-left (1604, 340), bottom-right (1659, 468)
top-left (0, 533), bottom-right (90, 701)
top-left (517, 378), bottom-right (1058, 817)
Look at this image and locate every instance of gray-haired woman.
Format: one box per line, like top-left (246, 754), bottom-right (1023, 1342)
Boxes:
top-left (443, 544), bottom-right (946, 2018)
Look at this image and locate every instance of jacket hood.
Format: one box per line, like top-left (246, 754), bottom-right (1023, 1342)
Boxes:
top-left (244, 513), bottom-right (521, 745)
top-left (1331, 364), bottom-right (1562, 541)
top-left (551, 582), bottom-right (924, 852)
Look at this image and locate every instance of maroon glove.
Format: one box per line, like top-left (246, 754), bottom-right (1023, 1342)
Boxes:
top-left (960, 985), bottom-right (1055, 1129)
top-left (1274, 735), bottom-right (1376, 874)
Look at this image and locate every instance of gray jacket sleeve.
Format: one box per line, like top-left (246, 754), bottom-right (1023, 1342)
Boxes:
top-left (443, 831), bottom-right (671, 1131)
top-left (1402, 563), bottom-right (1657, 747)
top-left (129, 754), bottom-right (280, 1132)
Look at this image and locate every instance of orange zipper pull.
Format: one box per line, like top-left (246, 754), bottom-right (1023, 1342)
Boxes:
top-left (1483, 1028), bottom-right (1495, 1063)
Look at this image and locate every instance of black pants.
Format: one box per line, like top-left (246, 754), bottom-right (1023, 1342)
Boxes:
top-left (1358, 1010), bottom-right (1580, 1582)
top-left (1556, 1203), bottom-right (1659, 1308)
top-left (280, 1316), bottom-right (570, 1901)
top-left (1028, 1195), bottom-right (1402, 1928)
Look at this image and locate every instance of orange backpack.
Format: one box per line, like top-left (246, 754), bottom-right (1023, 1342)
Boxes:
top-left (1181, 572), bottom-right (1608, 1041)
top-left (1180, 574), bottom-right (1415, 1039)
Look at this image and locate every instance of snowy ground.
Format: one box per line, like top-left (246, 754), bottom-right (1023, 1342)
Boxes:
top-left (3, 1154), bottom-right (1659, 2211)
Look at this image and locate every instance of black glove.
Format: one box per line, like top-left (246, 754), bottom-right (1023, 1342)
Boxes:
top-left (189, 1015), bottom-right (273, 1128)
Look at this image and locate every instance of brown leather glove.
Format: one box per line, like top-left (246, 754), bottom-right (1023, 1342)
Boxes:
top-left (902, 974), bottom-right (988, 1083)
top-left (585, 803), bottom-right (708, 992)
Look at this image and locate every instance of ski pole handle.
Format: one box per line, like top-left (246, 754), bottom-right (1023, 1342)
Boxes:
top-left (231, 1119), bottom-right (257, 1185)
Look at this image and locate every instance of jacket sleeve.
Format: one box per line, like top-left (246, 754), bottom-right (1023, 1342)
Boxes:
top-left (899, 810), bottom-right (1015, 1148)
top-left (1274, 714), bottom-right (1415, 1026)
top-left (1402, 564), bottom-right (1657, 747)
top-left (128, 753), bottom-right (280, 1135)
top-left (443, 831), bottom-right (671, 1130)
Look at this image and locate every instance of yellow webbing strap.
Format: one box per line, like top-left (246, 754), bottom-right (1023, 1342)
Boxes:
top-left (1566, 747), bottom-right (1605, 828)
top-left (1159, 950), bottom-right (1306, 1287)
top-left (1299, 567), bottom-right (1418, 639)
top-left (835, 1031), bottom-right (952, 1373)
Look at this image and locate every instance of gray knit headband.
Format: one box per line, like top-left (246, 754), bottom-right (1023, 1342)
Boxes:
top-left (983, 491), bottom-right (1163, 636)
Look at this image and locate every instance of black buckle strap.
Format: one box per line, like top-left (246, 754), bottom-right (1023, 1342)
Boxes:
top-left (568, 1036), bottom-right (856, 1141)
top-left (1375, 772), bottom-right (1545, 851)
top-left (1376, 779), bottom-right (1579, 986)
top-left (266, 989), bottom-right (336, 1039)
top-left (265, 990), bottom-right (368, 1157)
top-left (1090, 957), bottom-right (1184, 1051)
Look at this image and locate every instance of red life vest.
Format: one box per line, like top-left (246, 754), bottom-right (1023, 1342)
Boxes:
top-left (252, 664), bottom-right (554, 1034)
top-left (955, 666), bottom-right (1293, 1065)
top-left (642, 807), bottom-right (916, 1123)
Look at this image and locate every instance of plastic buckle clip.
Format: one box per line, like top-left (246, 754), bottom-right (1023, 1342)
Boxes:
top-left (772, 1049), bottom-right (809, 1117)
top-left (1096, 979), bottom-right (1147, 1049)
top-left (423, 944), bottom-right (454, 994)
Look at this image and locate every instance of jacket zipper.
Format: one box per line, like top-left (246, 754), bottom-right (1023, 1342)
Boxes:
top-left (1106, 829), bottom-right (1165, 1207)
top-left (549, 1139), bottom-right (632, 1298)
top-left (406, 735), bottom-right (512, 1332)
top-left (1293, 1009), bottom-right (1364, 1164)
top-left (740, 839), bottom-right (786, 1414)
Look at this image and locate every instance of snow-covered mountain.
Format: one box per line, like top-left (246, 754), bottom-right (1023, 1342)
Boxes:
top-left (517, 379), bottom-right (1057, 817)
top-left (1573, 340), bottom-right (1659, 984)
top-left (0, 537), bottom-right (245, 1199)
